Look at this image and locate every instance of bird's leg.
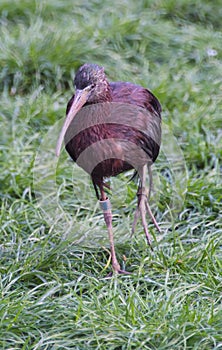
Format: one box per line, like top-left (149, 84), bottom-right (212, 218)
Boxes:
top-left (147, 165), bottom-right (161, 233)
top-left (138, 176), bottom-right (153, 247)
top-left (131, 165), bottom-right (153, 236)
top-left (147, 164), bottom-right (153, 201)
top-left (131, 165), bottom-right (152, 237)
top-left (131, 205), bottom-right (140, 236)
top-left (145, 201), bottom-right (161, 233)
top-left (132, 165), bottom-right (161, 239)
top-left (99, 187), bottom-right (121, 274)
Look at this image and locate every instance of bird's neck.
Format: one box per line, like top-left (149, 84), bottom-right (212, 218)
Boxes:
top-left (100, 83), bottom-right (113, 103)
top-left (91, 81), bottom-right (113, 104)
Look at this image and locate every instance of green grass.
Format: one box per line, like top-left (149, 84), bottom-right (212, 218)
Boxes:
top-left (0, 0), bottom-right (222, 349)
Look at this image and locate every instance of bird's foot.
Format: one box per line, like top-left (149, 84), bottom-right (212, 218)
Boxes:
top-left (105, 269), bottom-right (132, 278)
top-left (102, 256), bottom-right (131, 277)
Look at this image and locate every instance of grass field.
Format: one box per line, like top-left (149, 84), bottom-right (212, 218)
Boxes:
top-left (0, 0), bottom-right (222, 349)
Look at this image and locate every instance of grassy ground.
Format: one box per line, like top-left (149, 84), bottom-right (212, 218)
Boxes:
top-left (0, 0), bottom-right (222, 349)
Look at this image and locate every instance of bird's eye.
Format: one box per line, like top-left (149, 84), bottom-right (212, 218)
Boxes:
top-left (84, 84), bottom-right (95, 92)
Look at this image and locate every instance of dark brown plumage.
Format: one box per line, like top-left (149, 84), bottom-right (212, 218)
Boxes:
top-left (56, 63), bottom-right (162, 274)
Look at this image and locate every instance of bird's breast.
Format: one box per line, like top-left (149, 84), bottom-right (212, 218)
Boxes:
top-left (65, 121), bottom-right (158, 180)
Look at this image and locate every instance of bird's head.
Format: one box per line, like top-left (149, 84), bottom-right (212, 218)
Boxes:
top-left (56, 63), bottom-right (111, 157)
top-left (74, 63), bottom-right (109, 102)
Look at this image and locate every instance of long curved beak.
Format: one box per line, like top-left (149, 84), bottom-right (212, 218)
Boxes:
top-left (55, 88), bottom-right (90, 157)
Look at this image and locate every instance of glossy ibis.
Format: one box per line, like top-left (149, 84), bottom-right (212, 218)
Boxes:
top-left (56, 63), bottom-right (161, 274)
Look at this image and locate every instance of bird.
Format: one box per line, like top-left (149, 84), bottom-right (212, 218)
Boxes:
top-left (56, 63), bottom-right (162, 274)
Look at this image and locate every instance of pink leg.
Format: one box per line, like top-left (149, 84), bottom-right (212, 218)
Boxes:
top-left (132, 165), bottom-right (160, 245)
top-left (99, 198), bottom-right (121, 273)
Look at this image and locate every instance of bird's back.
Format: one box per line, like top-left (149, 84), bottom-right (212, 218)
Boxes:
top-left (110, 81), bottom-right (161, 117)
